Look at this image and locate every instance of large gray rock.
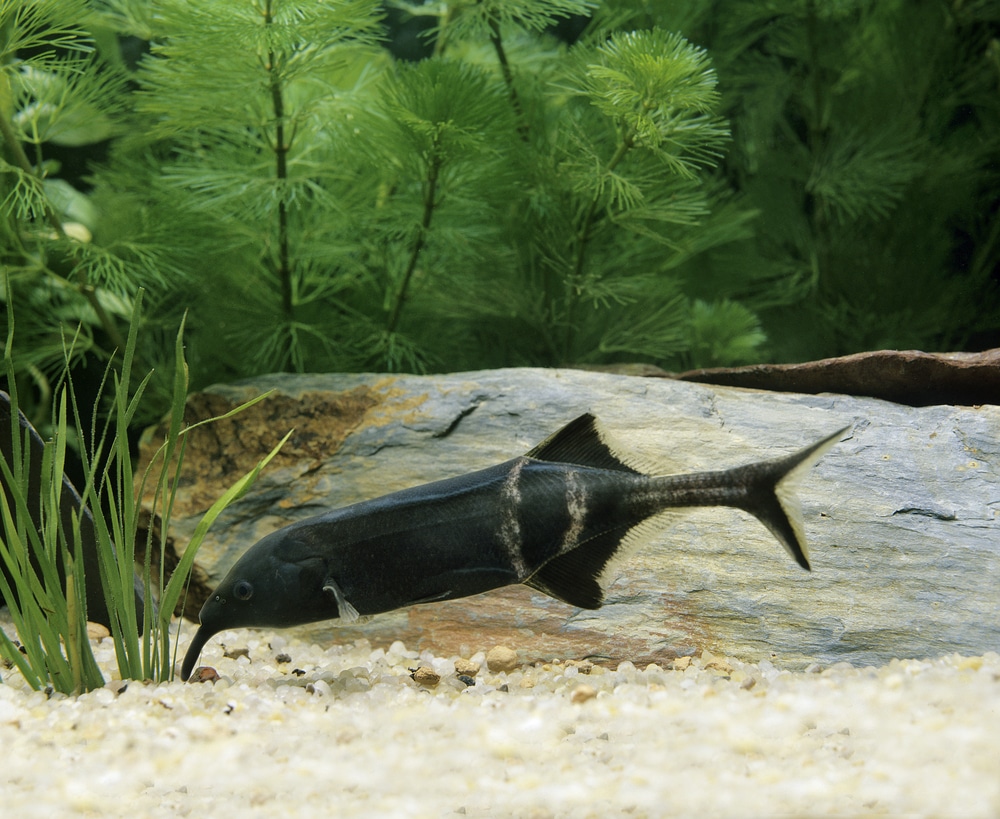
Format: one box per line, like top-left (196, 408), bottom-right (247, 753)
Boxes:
top-left (138, 369), bottom-right (999, 668)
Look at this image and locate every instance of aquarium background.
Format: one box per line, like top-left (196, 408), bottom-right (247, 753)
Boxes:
top-left (2, 0), bottom-right (997, 422)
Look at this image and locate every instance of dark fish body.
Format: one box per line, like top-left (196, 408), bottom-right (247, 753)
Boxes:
top-left (182, 414), bottom-right (847, 680)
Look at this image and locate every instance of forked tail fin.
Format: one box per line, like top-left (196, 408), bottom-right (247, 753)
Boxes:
top-left (733, 425), bottom-right (850, 570)
top-left (522, 416), bottom-right (849, 610)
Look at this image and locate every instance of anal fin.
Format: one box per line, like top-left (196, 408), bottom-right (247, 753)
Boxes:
top-left (524, 527), bottom-right (628, 610)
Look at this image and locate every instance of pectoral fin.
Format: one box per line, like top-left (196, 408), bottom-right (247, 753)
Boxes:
top-left (323, 577), bottom-right (360, 622)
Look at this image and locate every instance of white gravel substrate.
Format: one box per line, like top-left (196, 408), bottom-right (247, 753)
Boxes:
top-left (1, 615), bottom-right (998, 818)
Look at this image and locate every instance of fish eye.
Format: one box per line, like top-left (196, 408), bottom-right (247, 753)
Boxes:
top-left (233, 580), bottom-right (254, 601)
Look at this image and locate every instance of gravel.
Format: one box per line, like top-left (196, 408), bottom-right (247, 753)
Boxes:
top-left (1, 612), bottom-right (998, 818)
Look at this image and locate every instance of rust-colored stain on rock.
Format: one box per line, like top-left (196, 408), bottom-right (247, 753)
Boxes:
top-left (138, 385), bottom-right (384, 513)
top-left (295, 586), bottom-right (717, 668)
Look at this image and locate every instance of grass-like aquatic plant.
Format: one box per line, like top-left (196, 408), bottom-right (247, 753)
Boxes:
top-left (0, 292), bottom-right (288, 694)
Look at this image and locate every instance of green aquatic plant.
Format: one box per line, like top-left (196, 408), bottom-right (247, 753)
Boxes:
top-left (0, 0), bottom-right (170, 409)
top-left (83, 0), bottom-right (760, 380)
top-left (97, 0), bottom-right (388, 374)
top-left (598, 0), bottom-right (1000, 359)
top-left (5, 0), bottom-right (994, 405)
top-left (0, 293), bottom-right (288, 693)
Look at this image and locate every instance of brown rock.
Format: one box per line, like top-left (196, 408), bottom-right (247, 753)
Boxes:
top-left (570, 684), bottom-right (597, 704)
top-left (137, 368), bottom-right (1000, 670)
top-left (675, 348), bottom-right (1000, 407)
top-left (86, 622), bottom-right (110, 642)
top-left (454, 658), bottom-right (480, 677)
top-left (486, 646), bottom-right (518, 673)
top-left (411, 666), bottom-right (440, 687)
top-left (134, 509), bottom-right (214, 621)
top-left (699, 650), bottom-right (733, 674)
top-left (187, 666), bottom-right (219, 683)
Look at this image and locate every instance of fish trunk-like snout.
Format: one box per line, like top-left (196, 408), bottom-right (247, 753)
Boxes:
top-left (180, 625), bottom-right (217, 681)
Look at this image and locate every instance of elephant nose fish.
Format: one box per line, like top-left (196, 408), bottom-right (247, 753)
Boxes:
top-left (182, 413), bottom-right (849, 680)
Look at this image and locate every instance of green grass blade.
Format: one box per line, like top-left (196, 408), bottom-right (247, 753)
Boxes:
top-left (162, 429), bottom-right (292, 676)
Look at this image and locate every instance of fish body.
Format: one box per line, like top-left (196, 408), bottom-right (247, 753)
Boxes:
top-left (181, 414), bottom-right (847, 680)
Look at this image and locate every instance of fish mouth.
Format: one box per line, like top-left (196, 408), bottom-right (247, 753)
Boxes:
top-left (180, 625), bottom-right (218, 682)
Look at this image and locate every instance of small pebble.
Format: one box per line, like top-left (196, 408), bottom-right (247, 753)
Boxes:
top-left (455, 658), bottom-right (481, 677)
top-left (223, 647), bottom-right (250, 660)
top-left (457, 675), bottom-right (476, 687)
top-left (187, 666), bottom-right (219, 684)
top-left (86, 622), bottom-right (111, 642)
top-left (705, 659), bottom-right (734, 675)
top-left (740, 676), bottom-right (757, 691)
top-left (411, 667), bottom-right (441, 687)
top-left (570, 684), bottom-right (597, 704)
top-left (486, 646), bottom-right (518, 673)
top-left (275, 653), bottom-right (292, 664)
top-left (672, 656), bottom-right (692, 671)
top-left (104, 679), bottom-right (129, 696)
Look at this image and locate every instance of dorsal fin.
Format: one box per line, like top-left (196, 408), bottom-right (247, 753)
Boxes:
top-left (525, 414), bottom-right (641, 474)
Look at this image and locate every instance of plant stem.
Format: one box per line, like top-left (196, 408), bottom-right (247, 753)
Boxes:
top-left (563, 134), bottom-right (633, 361)
top-left (488, 15), bottom-right (529, 141)
top-left (0, 110), bottom-right (127, 353)
top-left (263, 0), bottom-right (294, 327)
top-left (387, 155), bottom-right (441, 334)
top-left (804, 0), bottom-right (831, 287)
top-left (0, 114), bottom-right (67, 241)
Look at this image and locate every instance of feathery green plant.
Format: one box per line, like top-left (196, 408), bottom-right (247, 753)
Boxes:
top-left (0, 291), bottom-right (288, 693)
top-left (100, 0), bottom-right (386, 376)
top-left (5, 0), bottom-right (995, 404)
top-left (599, 0), bottom-right (1000, 360)
top-left (548, 27), bottom-right (734, 362)
top-left (84, 0), bottom-right (761, 380)
top-left (0, 0), bottom-right (168, 407)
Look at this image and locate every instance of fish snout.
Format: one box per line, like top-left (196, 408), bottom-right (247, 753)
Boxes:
top-left (180, 624), bottom-right (218, 682)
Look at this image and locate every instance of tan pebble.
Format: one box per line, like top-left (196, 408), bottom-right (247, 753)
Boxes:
top-left (188, 666), bottom-right (219, 684)
top-left (570, 684), bottom-right (597, 704)
top-left (956, 656), bottom-right (983, 671)
top-left (486, 646), bottom-right (518, 673)
top-left (672, 656), bottom-right (692, 671)
top-left (519, 677), bottom-right (535, 689)
top-left (454, 658), bottom-right (480, 677)
top-left (705, 659), bottom-right (734, 674)
top-left (740, 676), bottom-right (757, 691)
top-left (86, 622), bottom-right (110, 642)
top-left (411, 666), bottom-right (440, 687)
top-left (104, 679), bottom-right (128, 696)
top-left (223, 646), bottom-right (250, 660)
top-left (569, 660), bottom-right (593, 674)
